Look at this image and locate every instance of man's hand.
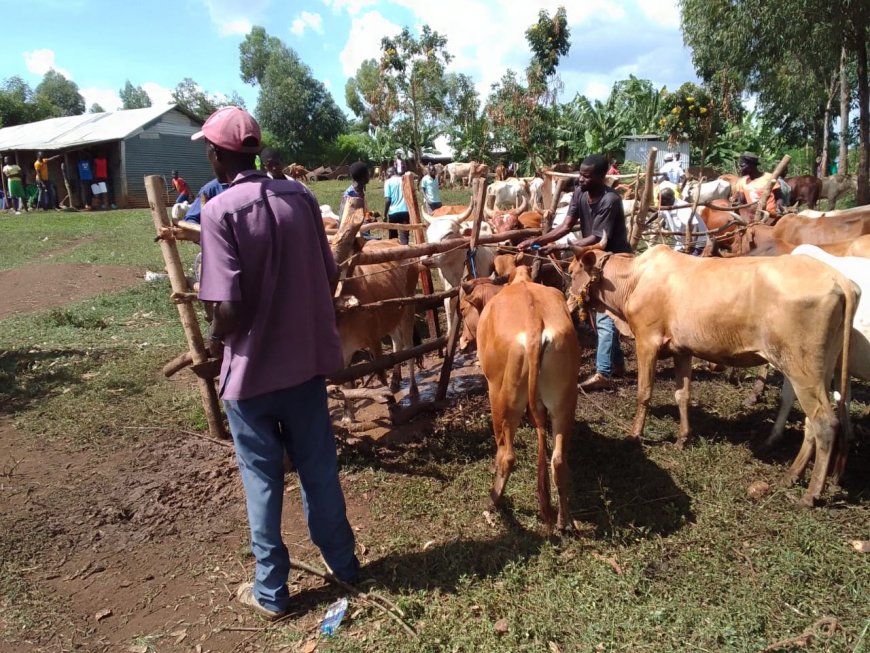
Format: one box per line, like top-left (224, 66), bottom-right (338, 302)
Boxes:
top-left (517, 238), bottom-right (540, 252)
top-left (207, 335), bottom-right (224, 359)
top-left (539, 242), bottom-right (565, 256)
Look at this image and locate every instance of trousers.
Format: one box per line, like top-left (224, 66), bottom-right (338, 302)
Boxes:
top-left (223, 376), bottom-right (359, 612)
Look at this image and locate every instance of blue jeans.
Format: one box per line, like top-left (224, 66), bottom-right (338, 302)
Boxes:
top-left (36, 180), bottom-right (55, 209)
top-left (223, 376), bottom-right (359, 612)
top-left (596, 312), bottom-right (624, 377)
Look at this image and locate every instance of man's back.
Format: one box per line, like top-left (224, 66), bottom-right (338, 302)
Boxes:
top-left (199, 171), bottom-right (342, 400)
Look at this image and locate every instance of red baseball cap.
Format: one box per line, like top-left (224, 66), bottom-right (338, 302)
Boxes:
top-left (191, 106), bottom-right (262, 154)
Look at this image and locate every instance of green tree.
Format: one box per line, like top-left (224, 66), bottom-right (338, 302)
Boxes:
top-left (239, 26), bottom-right (347, 166)
top-left (345, 59), bottom-right (396, 129)
top-left (485, 7), bottom-right (571, 170)
top-left (378, 26), bottom-right (452, 164)
top-left (88, 103), bottom-right (106, 113)
top-left (34, 70), bottom-right (85, 117)
top-left (172, 78), bottom-right (219, 121)
top-left (679, 0), bottom-right (870, 201)
top-left (119, 80), bottom-right (152, 110)
top-left (0, 77), bottom-right (44, 126)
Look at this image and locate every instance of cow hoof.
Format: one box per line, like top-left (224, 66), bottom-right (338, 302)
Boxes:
top-left (674, 437), bottom-right (690, 450)
top-left (797, 494), bottom-right (818, 508)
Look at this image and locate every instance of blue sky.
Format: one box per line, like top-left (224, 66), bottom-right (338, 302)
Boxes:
top-left (0, 0), bottom-right (700, 117)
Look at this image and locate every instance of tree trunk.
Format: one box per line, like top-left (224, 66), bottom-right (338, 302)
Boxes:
top-left (856, 27), bottom-right (870, 205)
top-left (840, 45), bottom-right (850, 176)
top-left (820, 69), bottom-right (839, 178)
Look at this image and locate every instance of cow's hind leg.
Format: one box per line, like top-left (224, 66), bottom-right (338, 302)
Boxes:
top-left (765, 378), bottom-right (796, 450)
top-left (787, 381), bottom-right (837, 506)
top-left (549, 390), bottom-right (576, 532)
top-left (673, 352), bottom-right (693, 448)
top-left (528, 393), bottom-right (555, 529)
top-left (488, 383), bottom-right (520, 508)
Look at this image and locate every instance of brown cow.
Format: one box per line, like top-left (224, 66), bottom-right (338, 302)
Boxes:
top-left (460, 267), bottom-right (581, 529)
top-left (569, 244), bottom-right (855, 506)
top-left (335, 239), bottom-right (420, 420)
top-left (785, 175), bottom-right (822, 209)
top-left (493, 253), bottom-right (565, 290)
top-left (284, 163), bottom-right (309, 181)
top-left (732, 212), bottom-right (870, 255)
top-left (495, 163), bottom-right (506, 181)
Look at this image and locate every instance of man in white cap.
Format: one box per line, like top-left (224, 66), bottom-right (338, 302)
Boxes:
top-left (658, 153), bottom-right (685, 186)
top-left (193, 106), bottom-right (359, 620)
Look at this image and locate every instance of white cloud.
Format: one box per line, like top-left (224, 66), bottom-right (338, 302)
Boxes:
top-left (23, 49), bottom-right (72, 79)
top-left (324, 0), bottom-right (378, 16)
top-left (290, 11), bottom-right (324, 36)
top-left (637, 0), bottom-right (681, 29)
top-left (80, 87), bottom-right (122, 111)
top-left (141, 82), bottom-right (175, 106)
top-left (323, 79), bottom-right (333, 90)
top-left (199, 0), bottom-right (269, 36)
top-left (339, 11), bottom-right (403, 77)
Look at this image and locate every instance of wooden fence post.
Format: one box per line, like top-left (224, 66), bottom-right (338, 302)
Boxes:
top-left (435, 177), bottom-right (488, 401)
top-left (754, 154), bottom-right (791, 223)
top-left (402, 172), bottom-right (442, 343)
top-left (630, 147), bottom-right (657, 249)
top-left (145, 175), bottom-right (227, 440)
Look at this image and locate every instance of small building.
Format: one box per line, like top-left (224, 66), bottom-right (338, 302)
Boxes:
top-left (0, 105), bottom-right (213, 208)
top-left (623, 134), bottom-right (690, 169)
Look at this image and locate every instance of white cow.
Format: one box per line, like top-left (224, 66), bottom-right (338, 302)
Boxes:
top-left (683, 178), bottom-right (732, 205)
top-left (446, 162), bottom-right (472, 187)
top-left (769, 244), bottom-right (867, 447)
top-left (529, 177), bottom-right (545, 211)
top-left (421, 206), bottom-right (495, 331)
top-left (820, 174), bottom-right (857, 210)
top-left (487, 178), bottom-right (531, 211)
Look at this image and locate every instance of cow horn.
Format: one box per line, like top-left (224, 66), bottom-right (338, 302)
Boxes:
top-left (421, 211), bottom-right (433, 224)
top-left (457, 202), bottom-right (474, 222)
top-left (511, 194), bottom-right (528, 215)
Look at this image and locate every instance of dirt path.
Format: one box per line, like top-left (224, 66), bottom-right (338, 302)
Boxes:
top-left (0, 263), bottom-right (142, 320)
top-left (0, 417), bottom-right (373, 652)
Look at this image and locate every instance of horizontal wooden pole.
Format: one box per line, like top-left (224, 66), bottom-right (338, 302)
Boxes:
top-left (336, 288), bottom-right (458, 315)
top-left (352, 229), bottom-right (541, 265)
top-left (360, 222), bottom-right (427, 232)
top-left (162, 351), bottom-right (193, 377)
top-left (326, 337), bottom-right (447, 385)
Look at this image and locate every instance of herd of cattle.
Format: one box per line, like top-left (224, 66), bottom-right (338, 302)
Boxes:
top-left (319, 171), bottom-right (868, 527)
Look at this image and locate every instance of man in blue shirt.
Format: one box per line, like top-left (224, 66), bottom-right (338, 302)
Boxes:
top-left (420, 163), bottom-right (442, 213)
top-left (337, 161), bottom-right (369, 223)
top-left (383, 167), bottom-right (410, 244)
top-left (182, 178), bottom-right (229, 225)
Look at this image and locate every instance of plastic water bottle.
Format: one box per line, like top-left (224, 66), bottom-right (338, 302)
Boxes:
top-left (320, 597), bottom-right (348, 637)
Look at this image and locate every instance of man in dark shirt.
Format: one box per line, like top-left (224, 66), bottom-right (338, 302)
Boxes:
top-left (519, 154), bottom-right (630, 390)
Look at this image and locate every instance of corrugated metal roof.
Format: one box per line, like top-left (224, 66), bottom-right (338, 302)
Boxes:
top-left (0, 105), bottom-right (201, 151)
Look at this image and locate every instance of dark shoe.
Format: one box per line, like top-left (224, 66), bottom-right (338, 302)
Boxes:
top-left (579, 373), bottom-right (614, 391)
top-left (236, 582), bottom-right (288, 621)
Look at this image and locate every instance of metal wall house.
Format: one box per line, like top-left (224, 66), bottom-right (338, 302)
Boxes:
top-left (623, 134), bottom-right (691, 170)
top-left (0, 105), bottom-right (212, 208)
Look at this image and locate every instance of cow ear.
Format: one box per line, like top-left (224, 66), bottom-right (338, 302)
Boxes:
top-left (460, 281), bottom-right (476, 296)
top-left (580, 250), bottom-right (598, 271)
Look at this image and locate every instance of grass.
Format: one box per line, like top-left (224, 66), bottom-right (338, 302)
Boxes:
top-left (0, 205), bottom-right (868, 652)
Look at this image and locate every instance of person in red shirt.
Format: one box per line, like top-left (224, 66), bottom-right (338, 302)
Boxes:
top-left (171, 170), bottom-right (190, 203)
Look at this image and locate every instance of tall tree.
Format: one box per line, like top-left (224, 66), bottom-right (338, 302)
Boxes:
top-left (486, 7), bottom-right (571, 170)
top-left (119, 80), bottom-right (152, 110)
top-left (239, 26), bottom-right (346, 165)
top-left (88, 102), bottom-right (106, 113)
top-left (378, 26), bottom-right (452, 164)
top-left (679, 0), bottom-right (869, 202)
top-left (34, 70), bottom-right (85, 117)
top-left (345, 59), bottom-right (397, 129)
top-left (443, 73), bottom-right (487, 159)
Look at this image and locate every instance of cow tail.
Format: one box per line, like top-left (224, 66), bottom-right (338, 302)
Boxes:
top-left (833, 278), bottom-right (858, 483)
top-left (525, 291), bottom-right (553, 523)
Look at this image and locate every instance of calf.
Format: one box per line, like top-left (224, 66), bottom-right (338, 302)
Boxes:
top-left (336, 240), bottom-right (421, 420)
top-left (569, 244), bottom-right (856, 506)
top-left (820, 174), bottom-right (857, 209)
top-left (785, 175), bottom-right (822, 209)
top-left (460, 267), bottom-right (581, 529)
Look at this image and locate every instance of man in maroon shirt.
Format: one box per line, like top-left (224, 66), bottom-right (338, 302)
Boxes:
top-left (195, 106), bottom-right (358, 620)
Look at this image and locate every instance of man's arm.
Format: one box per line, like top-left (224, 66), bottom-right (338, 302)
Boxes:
top-left (198, 206), bottom-right (243, 352)
top-left (518, 188), bottom-right (581, 251)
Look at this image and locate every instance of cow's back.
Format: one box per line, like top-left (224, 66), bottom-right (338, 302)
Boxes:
top-left (774, 213), bottom-right (870, 245)
top-left (626, 246), bottom-right (849, 368)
